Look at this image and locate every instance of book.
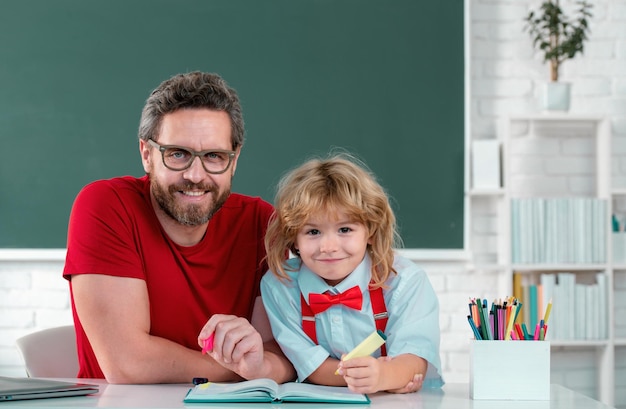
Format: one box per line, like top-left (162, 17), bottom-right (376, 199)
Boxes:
top-left (183, 378), bottom-right (371, 404)
top-left (471, 139), bottom-right (501, 189)
top-left (596, 272), bottom-right (608, 339)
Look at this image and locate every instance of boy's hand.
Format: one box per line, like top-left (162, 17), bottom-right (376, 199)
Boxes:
top-left (337, 355), bottom-right (424, 394)
top-left (387, 373), bottom-right (423, 393)
top-left (381, 355), bottom-right (424, 393)
top-left (336, 355), bottom-right (384, 394)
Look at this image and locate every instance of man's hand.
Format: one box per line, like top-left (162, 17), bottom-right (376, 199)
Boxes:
top-left (198, 298), bottom-right (296, 384)
top-left (198, 314), bottom-right (266, 380)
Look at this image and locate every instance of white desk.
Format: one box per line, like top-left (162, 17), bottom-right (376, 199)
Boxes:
top-left (1, 380), bottom-right (615, 409)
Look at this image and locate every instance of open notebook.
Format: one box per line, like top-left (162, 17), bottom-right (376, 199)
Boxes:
top-left (184, 378), bottom-right (370, 404)
top-left (0, 377), bottom-right (99, 401)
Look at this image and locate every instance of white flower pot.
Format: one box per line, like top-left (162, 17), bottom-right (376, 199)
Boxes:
top-left (543, 82), bottom-right (571, 111)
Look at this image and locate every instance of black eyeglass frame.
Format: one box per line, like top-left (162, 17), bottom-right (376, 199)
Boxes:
top-left (147, 139), bottom-right (236, 175)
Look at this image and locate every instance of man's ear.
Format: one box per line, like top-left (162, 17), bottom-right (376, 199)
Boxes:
top-left (230, 146), bottom-right (242, 176)
top-left (139, 139), bottom-right (151, 173)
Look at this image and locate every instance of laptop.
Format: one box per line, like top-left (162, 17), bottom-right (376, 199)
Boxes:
top-left (0, 376), bottom-right (99, 401)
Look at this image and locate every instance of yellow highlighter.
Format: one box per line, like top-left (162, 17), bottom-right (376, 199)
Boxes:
top-left (335, 330), bottom-right (387, 375)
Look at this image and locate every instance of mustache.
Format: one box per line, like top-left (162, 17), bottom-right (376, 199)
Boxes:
top-left (169, 183), bottom-right (217, 193)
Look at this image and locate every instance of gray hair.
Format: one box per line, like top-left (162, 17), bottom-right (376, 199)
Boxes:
top-left (138, 71), bottom-right (244, 149)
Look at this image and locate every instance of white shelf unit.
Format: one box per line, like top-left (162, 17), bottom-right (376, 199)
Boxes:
top-left (468, 114), bottom-right (617, 407)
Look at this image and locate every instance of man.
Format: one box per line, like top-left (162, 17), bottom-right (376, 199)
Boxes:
top-left (63, 71), bottom-right (294, 384)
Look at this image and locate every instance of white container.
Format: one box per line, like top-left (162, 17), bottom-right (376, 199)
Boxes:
top-left (543, 81), bottom-right (571, 112)
top-left (470, 340), bottom-right (550, 400)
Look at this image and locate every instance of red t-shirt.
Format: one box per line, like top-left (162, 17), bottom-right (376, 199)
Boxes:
top-left (63, 175), bottom-right (273, 378)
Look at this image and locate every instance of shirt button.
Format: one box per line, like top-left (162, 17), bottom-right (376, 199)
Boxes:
top-left (332, 316), bottom-right (341, 324)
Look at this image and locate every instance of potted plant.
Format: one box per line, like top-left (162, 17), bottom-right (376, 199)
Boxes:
top-left (524, 0), bottom-right (593, 111)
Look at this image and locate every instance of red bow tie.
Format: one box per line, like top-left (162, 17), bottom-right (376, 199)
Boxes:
top-left (308, 286), bottom-right (363, 314)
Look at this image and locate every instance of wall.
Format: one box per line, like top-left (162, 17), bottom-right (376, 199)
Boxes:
top-left (1, 0), bottom-right (625, 406)
top-left (469, 1), bottom-right (626, 406)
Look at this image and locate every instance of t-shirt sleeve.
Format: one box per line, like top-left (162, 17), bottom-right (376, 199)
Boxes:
top-left (63, 180), bottom-right (145, 281)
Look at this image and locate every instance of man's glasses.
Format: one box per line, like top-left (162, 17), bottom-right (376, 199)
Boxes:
top-left (148, 139), bottom-right (236, 174)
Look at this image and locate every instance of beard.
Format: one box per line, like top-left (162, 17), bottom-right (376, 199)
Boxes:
top-left (150, 178), bottom-right (230, 226)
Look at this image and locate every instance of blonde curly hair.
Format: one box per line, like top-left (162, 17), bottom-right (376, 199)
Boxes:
top-left (264, 152), bottom-right (401, 288)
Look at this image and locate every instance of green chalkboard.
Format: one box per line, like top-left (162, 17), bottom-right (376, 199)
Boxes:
top-left (0, 0), bottom-right (465, 249)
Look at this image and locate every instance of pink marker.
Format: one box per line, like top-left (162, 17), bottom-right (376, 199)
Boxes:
top-left (201, 334), bottom-right (214, 354)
